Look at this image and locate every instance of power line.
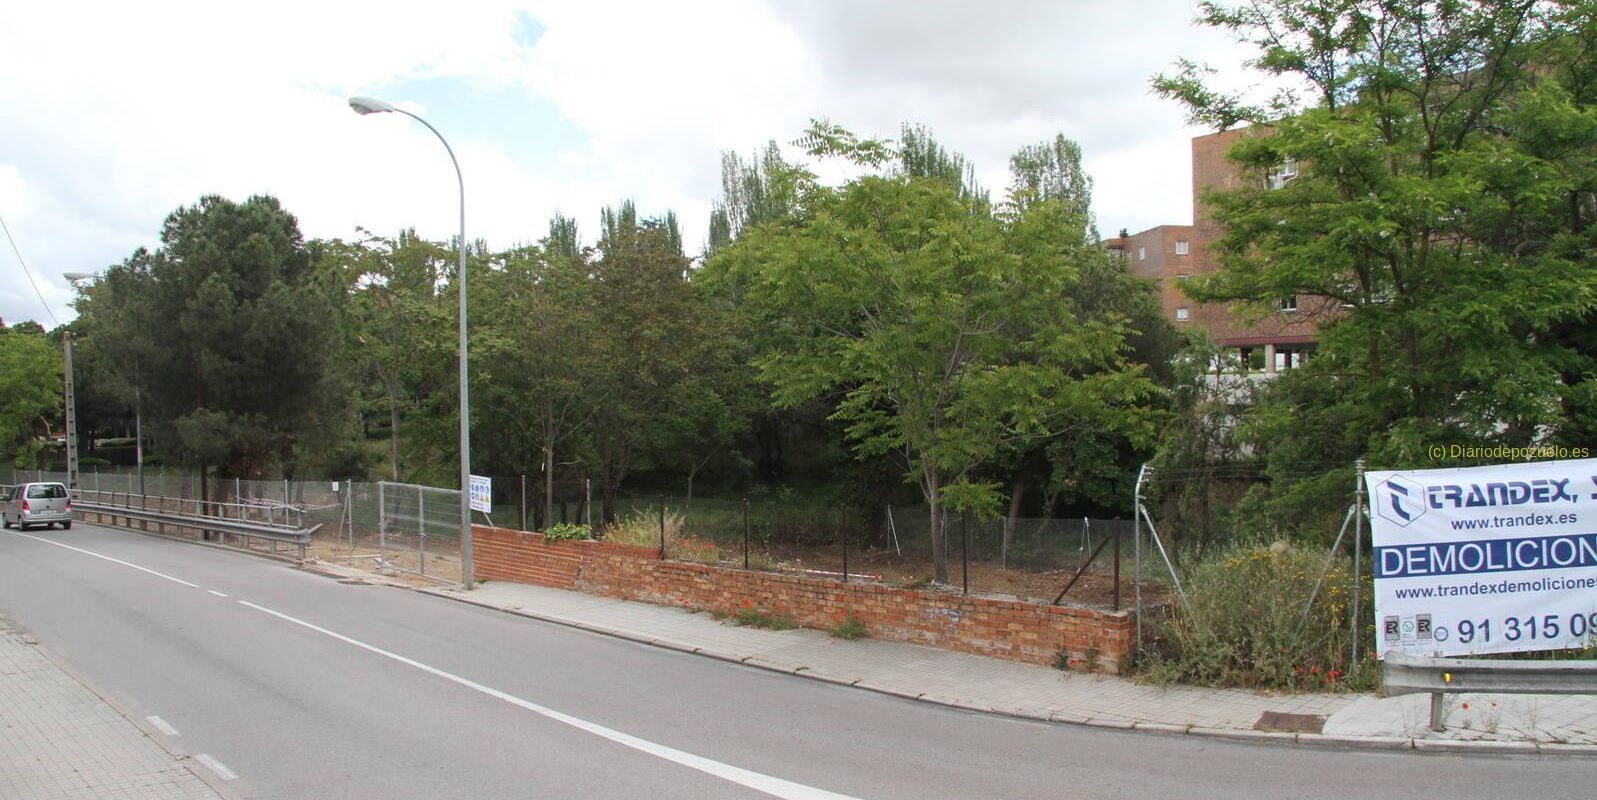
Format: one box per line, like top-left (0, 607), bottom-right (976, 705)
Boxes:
top-left (0, 211), bottom-right (60, 327)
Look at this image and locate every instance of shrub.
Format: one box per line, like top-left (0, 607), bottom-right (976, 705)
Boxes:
top-left (745, 551), bottom-right (778, 572)
top-left (1139, 540), bottom-right (1374, 690)
top-left (542, 523), bottom-right (592, 542)
top-left (830, 614), bottom-right (867, 640)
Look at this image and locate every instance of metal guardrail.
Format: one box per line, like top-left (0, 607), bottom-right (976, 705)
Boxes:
top-left (1383, 650), bottom-right (1597, 731)
top-left (73, 490), bottom-right (315, 561)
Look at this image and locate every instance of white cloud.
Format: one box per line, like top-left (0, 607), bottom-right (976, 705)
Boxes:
top-left (0, 0), bottom-right (1259, 326)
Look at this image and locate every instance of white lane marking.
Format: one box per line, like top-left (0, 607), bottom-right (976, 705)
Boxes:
top-left (238, 600), bottom-right (862, 800)
top-left (147, 715), bottom-right (181, 736)
top-left (2, 529), bottom-right (201, 588)
top-left (208, 590), bottom-right (228, 598)
top-left (194, 753), bottom-right (238, 781)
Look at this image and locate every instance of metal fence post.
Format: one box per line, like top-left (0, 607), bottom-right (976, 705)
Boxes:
top-left (1113, 520), bottom-right (1121, 611)
top-left (378, 481), bottom-right (387, 569)
top-left (1134, 464), bottom-right (1146, 651)
top-left (519, 474), bottom-right (526, 532)
top-left (961, 511), bottom-right (969, 595)
top-left (841, 521), bottom-right (848, 583)
top-left (418, 485), bottom-right (426, 576)
top-left (1352, 458), bottom-right (1366, 667)
top-left (585, 479), bottom-right (592, 530)
top-left (743, 498), bottom-right (750, 570)
top-left (658, 499), bottom-right (665, 558)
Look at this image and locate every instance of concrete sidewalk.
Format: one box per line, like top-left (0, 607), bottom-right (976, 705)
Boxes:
top-left (0, 617), bottom-right (225, 800)
top-left (364, 573), bottom-right (1597, 756)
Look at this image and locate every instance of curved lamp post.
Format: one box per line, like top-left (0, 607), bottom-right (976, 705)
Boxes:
top-left (349, 96), bottom-right (474, 588)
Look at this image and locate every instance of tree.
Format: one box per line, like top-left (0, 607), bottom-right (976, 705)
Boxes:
top-left (710, 124), bottom-right (1160, 582)
top-left (468, 220), bottom-right (603, 527)
top-left (332, 229), bottom-right (453, 480)
top-left (1154, 0), bottom-right (1597, 534)
top-left (588, 204), bottom-right (713, 520)
top-left (0, 324), bottom-right (60, 467)
top-left (91, 195), bottom-right (349, 502)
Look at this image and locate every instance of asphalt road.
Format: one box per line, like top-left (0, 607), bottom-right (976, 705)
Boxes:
top-left (0, 522), bottom-right (1588, 799)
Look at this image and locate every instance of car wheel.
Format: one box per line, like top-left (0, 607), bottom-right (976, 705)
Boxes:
top-left (62, 522), bottom-right (72, 530)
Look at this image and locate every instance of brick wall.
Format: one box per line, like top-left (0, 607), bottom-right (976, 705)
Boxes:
top-left (472, 525), bottom-right (1133, 673)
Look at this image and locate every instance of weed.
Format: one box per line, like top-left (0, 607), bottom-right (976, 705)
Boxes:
top-left (897, 574), bottom-right (933, 590)
top-left (745, 551), bottom-right (778, 572)
top-left (830, 614), bottom-right (867, 640)
top-left (731, 606), bottom-right (797, 630)
top-left (1081, 647), bottom-right (1100, 673)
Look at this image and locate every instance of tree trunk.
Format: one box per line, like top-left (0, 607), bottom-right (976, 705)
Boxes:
top-left (543, 443), bottom-right (554, 531)
top-left (388, 389), bottom-right (401, 480)
top-left (1002, 480), bottom-right (1024, 569)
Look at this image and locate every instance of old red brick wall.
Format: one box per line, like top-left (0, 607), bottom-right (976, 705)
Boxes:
top-left (472, 525), bottom-right (1132, 673)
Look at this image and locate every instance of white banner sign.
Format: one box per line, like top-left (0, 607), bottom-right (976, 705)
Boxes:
top-left (1366, 458), bottom-right (1597, 658)
top-left (469, 474), bottom-right (492, 513)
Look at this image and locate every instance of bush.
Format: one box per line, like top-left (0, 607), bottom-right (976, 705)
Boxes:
top-left (1139, 541), bottom-right (1375, 690)
top-left (542, 523), bottom-right (592, 542)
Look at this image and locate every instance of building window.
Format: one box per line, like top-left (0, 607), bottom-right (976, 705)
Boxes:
top-left (1267, 157), bottom-right (1299, 190)
top-left (1176, 307), bottom-right (1189, 321)
top-left (1176, 274), bottom-right (1190, 282)
top-left (1279, 295), bottom-right (1298, 312)
top-left (1138, 246), bottom-right (1146, 261)
top-left (1175, 239), bottom-right (1189, 255)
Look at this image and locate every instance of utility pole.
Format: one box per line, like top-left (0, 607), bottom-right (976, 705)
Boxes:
top-left (63, 332), bottom-right (78, 491)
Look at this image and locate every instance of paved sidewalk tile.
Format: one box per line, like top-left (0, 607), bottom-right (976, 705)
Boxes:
top-left (417, 579), bottom-right (1597, 747)
top-left (0, 618), bottom-right (223, 800)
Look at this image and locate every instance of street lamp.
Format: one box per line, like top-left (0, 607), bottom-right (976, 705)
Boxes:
top-left (348, 96), bottom-right (475, 588)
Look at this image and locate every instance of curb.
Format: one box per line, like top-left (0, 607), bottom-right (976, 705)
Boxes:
top-left (330, 577), bottom-right (1595, 758)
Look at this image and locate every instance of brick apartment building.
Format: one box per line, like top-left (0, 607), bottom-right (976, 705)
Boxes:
top-left (1105, 127), bottom-right (1318, 374)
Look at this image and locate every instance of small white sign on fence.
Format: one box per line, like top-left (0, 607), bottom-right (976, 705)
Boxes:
top-left (469, 474), bottom-right (492, 513)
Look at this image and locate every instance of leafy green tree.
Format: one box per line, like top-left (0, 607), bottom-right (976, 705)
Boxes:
top-left (0, 324), bottom-right (60, 467)
top-left (588, 205), bottom-right (714, 519)
top-left (710, 124), bottom-right (1160, 581)
top-left (470, 225), bottom-right (603, 525)
top-left (331, 229), bottom-right (453, 480)
top-left (1154, 0), bottom-right (1597, 535)
top-left (91, 195), bottom-right (349, 498)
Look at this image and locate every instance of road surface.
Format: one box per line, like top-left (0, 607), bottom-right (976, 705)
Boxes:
top-left (0, 522), bottom-right (1586, 799)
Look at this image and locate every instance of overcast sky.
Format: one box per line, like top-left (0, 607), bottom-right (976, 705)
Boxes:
top-left (0, 0), bottom-right (1257, 327)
